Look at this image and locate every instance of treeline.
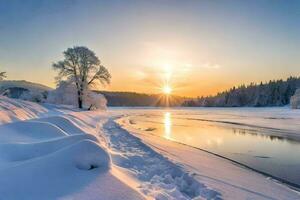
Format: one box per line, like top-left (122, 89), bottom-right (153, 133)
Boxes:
top-left (183, 76), bottom-right (300, 107)
top-left (96, 91), bottom-right (187, 107)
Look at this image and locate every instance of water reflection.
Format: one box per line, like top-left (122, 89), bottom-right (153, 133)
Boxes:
top-left (164, 112), bottom-right (172, 139)
top-left (124, 111), bottom-right (300, 186)
top-left (232, 128), bottom-right (286, 142)
top-left (206, 137), bottom-right (223, 146)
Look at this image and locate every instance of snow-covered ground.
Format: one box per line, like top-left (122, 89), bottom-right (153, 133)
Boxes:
top-left (0, 96), bottom-right (144, 200)
top-left (1, 96), bottom-right (300, 199)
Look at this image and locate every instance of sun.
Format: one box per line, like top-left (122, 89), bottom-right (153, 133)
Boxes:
top-left (163, 85), bottom-right (172, 94)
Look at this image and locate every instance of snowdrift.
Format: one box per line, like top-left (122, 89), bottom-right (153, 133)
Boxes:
top-left (0, 96), bottom-right (143, 200)
top-left (0, 96), bottom-right (48, 124)
top-left (0, 140), bottom-right (110, 199)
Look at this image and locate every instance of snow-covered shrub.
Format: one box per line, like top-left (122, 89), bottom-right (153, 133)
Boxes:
top-left (19, 90), bottom-right (46, 103)
top-left (47, 81), bottom-right (107, 110)
top-left (84, 91), bottom-right (107, 110)
top-left (47, 81), bottom-right (78, 106)
top-left (291, 89), bottom-right (300, 109)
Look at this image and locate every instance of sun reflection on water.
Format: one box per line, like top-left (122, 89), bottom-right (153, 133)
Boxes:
top-left (164, 112), bottom-right (172, 139)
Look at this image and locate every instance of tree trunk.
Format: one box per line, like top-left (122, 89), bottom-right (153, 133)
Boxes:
top-left (77, 90), bottom-right (83, 109)
top-left (78, 98), bottom-right (83, 109)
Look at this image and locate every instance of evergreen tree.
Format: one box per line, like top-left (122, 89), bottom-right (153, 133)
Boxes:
top-left (183, 77), bottom-right (300, 107)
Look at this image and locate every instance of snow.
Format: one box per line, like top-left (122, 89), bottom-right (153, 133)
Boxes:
top-left (0, 139), bottom-right (143, 200)
top-left (0, 80), bottom-right (52, 91)
top-left (46, 80), bottom-right (108, 110)
top-left (102, 119), bottom-right (221, 199)
top-left (46, 81), bottom-right (78, 106)
top-left (0, 96), bottom-right (48, 124)
top-left (0, 80), bottom-right (52, 102)
top-left (0, 96), bottom-right (300, 199)
top-left (0, 96), bottom-right (144, 200)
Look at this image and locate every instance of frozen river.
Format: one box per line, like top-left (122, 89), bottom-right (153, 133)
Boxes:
top-left (114, 107), bottom-right (300, 189)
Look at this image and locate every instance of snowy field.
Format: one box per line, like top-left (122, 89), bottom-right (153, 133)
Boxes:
top-left (1, 96), bottom-right (300, 199)
top-left (0, 96), bottom-right (144, 200)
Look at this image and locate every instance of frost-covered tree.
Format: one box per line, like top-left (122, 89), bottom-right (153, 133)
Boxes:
top-left (47, 80), bottom-right (107, 110)
top-left (291, 89), bottom-right (300, 109)
top-left (52, 46), bottom-right (111, 108)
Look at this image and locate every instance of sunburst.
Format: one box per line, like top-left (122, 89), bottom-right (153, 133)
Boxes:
top-left (162, 85), bottom-right (172, 95)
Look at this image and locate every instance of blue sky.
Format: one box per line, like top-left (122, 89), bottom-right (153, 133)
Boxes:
top-left (0, 0), bottom-right (299, 96)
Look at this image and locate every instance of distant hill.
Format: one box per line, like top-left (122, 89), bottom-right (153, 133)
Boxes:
top-left (95, 91), bottom-right (189, 107)
top-left (0, 80), bottom-right (52, 92)
top-left (0, 80), bottom-right (52, 101)
top-left (183, 76), bottom-right (300, 107)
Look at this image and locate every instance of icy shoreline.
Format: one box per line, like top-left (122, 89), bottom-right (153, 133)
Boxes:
top-left (116, 119), bottom-right (300, 199)
top-left (115, 114), bottom-right (300, 191)
top-left (113, 108), bottom-right (300, 200)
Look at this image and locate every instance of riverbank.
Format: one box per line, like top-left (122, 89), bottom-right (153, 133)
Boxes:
top-left (116, 115), bottom-right (300, 199)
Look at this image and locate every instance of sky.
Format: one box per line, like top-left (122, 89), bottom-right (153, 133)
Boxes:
top-left (0, 0), bottom-right (299, 97)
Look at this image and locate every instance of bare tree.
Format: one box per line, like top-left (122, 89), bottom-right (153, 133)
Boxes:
top-left (0, 71), bottom-right (6, 81)
top-left (52, 46), bottom-right (111, 108)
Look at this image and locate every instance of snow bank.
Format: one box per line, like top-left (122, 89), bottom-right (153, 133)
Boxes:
top-left (0, 134), bottom-right (97, 163)
top-left (0, 140), bottom-right (110, 199)
top-left (0, 97), bottom-right (144, 200)
top-left (35, 116), bottom-right (85, 135)
top-left (0, 121), bottom-right (68, 143)
top-left (0, 95), bottom-right (49, 124)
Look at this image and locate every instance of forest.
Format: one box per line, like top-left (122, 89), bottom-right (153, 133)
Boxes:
top-left (182, 76), bottom-right (300, 107)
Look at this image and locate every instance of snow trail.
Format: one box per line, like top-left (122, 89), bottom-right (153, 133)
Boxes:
top-left (102, 118), bottom-right (222, 200)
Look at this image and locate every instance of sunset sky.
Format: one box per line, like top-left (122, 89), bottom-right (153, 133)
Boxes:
top-left (0, 0), bottom-right (299, 97)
